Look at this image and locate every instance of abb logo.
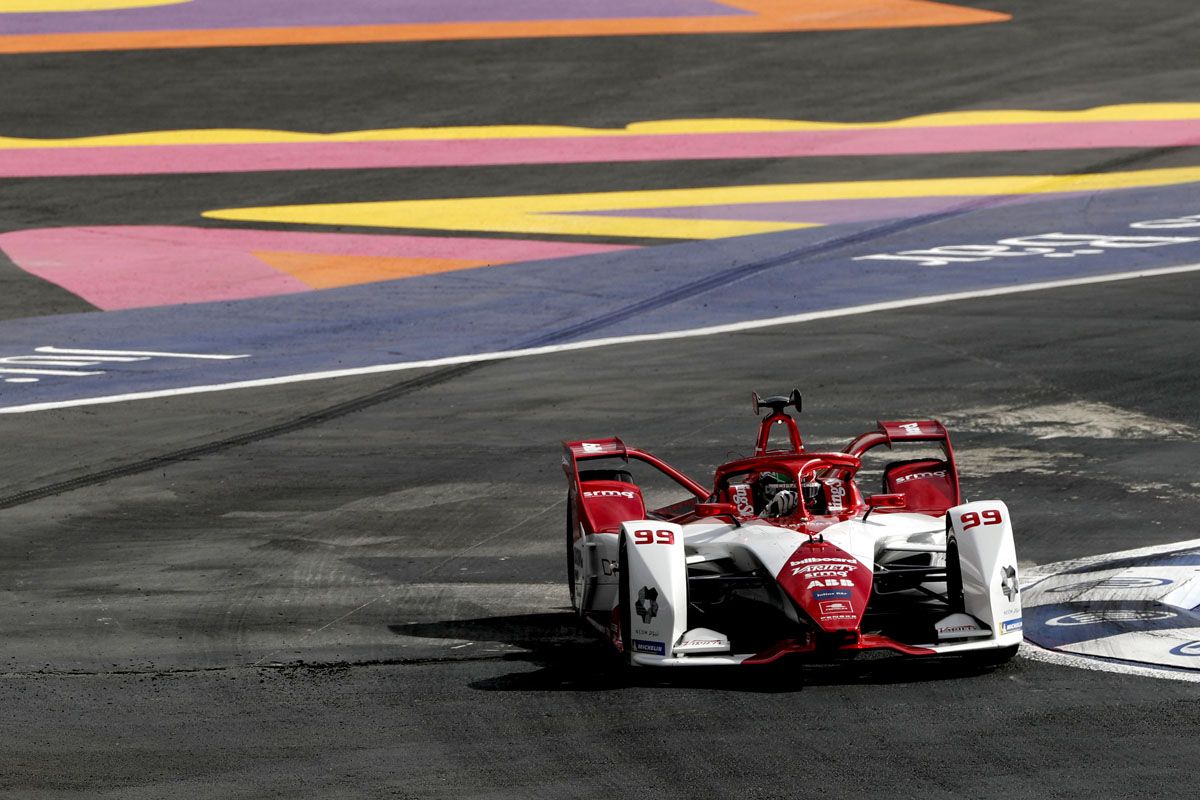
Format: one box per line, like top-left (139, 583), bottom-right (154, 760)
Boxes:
top-left (961, 509), bottom-right (1003, 530)
top-left (632, 529), bottom-right (676, 546)
top-left (900, 422), bottom-right (923, 435)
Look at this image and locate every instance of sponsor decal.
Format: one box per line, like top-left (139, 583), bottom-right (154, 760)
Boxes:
top-left (819, 600), bottom-right (854, 615)
top-left (812, 589), bottom-right (852, 600)
top-left (794, 565), bottom-right (852, 577)
top-left (731, 483), bottom-right (754, 516)
top-left (1046, 609), bottom-right (1177, 626)
top-left (806, 578), bottom-right (856, 590)
top-left (580, 442), bottom-right (606, 453)
top-left (894, 470), bottom-right (947, 484)
top-left (635, 586), bottom-right (659, 624)
top-left (1169, 640), bottom-right (1200, 657)
top-left (790, 557), bottom-right (859, 578)
top-left (632, 639), bottom-right (666, 655)
top-left (1000, 565), bottom-right (1019, 601)
top-left (821, 614), bottom-right (857, 621)
top-left (900, 422), bottom-right (923, 435)
top-left (855, 229), bottom-right (1200, 268)
top-left (1002, 618), bottom-right (1023, 633)
top-left (1131, 214), bottom-right (1200, 229)
top-left (827, 480), bottom-right (846, 513)
top-left (681, 639), bottom-right (724, 647)
top-left (940, 624), bottom-right (981, 634)
top-left (583, 489), bottom-right (636, 499)
top-left (1048, 576), bottom-right (1174, 593)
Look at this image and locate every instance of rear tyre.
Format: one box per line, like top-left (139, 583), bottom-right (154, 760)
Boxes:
top-left (569, 469), bottom-right (633, 617)
top-left (565, 491), bottom-right (579, 614)
top-left (945, 525), bottom-right (965, 614)
top-left (617, 532), bottom-right (633, 665)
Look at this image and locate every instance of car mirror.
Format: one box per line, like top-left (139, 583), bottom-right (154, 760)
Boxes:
top-left (867, 493), bottom-right (907, 509)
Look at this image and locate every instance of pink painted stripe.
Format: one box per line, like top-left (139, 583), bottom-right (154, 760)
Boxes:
top-left (4, 120), bottom-right (1200, 177)
top-left (0, 226), bottom-right (629, 310)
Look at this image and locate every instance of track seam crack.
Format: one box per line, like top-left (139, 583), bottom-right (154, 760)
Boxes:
top-left (0, 361), bottom-right (489, 510)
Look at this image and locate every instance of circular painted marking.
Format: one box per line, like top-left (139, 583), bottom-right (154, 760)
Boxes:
top-left (1022, 540), bottom-right (1200, 680)
top-left (1046, 609), bottom-right (1176, 626)
top-left (0, 0), bottom-right (189, 11)
top-left (1048, 576), bottom-right (1174, 593)
top-left (1170, 641), bottom-right (1200, 657)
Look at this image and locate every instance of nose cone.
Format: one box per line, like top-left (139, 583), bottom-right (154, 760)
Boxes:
top-left (776, 540), bottom-right (873, 633)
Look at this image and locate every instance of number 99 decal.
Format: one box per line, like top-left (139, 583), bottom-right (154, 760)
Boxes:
top-left (632, 529), bottom-right (676, 545)
top-left (961, 509), bottom-right (1003, 530)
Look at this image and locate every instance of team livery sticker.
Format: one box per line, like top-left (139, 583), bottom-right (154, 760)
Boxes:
top-left (632, 639), bottom-right (666, 656)
top-left (635, 586), bottom-right (659, 624)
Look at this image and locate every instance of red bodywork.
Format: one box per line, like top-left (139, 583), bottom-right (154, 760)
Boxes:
top-left (562, 407), bottom-right (961, 661)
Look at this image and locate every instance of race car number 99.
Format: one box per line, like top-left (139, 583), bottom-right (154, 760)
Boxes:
top-left (633, 529), bottom-right (676, 545)
top-left (961, 509), bottom-right (1003, 530)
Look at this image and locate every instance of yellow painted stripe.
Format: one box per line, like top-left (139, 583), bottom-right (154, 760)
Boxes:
top-left (203, 166), bottom-right (1200, 241)
top-left (0, 0), bottom-right (187, 10)
top-left (5, 104), bottom-right (1200, 149)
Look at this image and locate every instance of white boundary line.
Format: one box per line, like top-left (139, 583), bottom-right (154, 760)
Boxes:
top-left (3, 262), bottom-right (1200, 414)
top-left (1018, 641), bottom-right (1200, 684)
top-left (1019, 537), bottom-right (1200, 683)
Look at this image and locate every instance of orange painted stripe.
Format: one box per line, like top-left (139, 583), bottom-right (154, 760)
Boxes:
top-left (252, 250), bottom-right (495, 289)
top-left (0, 1), bottom-right (1010, 54)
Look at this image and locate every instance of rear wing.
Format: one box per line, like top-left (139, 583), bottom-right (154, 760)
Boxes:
top-left (562, 437), bottom-right (709, 534)
top-left (844, 420), bottom-right (962, 511)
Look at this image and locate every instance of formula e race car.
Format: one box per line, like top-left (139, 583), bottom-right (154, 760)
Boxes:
top-left (561, 391), bottom-right (1022, 667)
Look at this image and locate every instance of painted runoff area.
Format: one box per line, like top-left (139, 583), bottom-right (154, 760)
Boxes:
top-left (1021, 539), bottom-right (1200, 682)
top-left (2, 183), bottom-right (1200, 413)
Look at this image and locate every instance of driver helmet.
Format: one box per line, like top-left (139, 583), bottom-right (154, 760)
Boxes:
top-left (801, 475), bottom-right (824, 511)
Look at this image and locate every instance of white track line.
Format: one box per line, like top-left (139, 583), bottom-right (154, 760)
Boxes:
top-left (4, 262), bottom-right (1199, 414)
top-left (1019, 641), bottom-right (1200, 683)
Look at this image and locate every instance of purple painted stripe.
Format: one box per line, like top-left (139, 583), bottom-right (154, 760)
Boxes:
top-left (4, 120), bottom-right (1200, 178)
top-left (576, 193), bottom-right (1094, 224)
top-left (0, 0), bottom-right (744, 35)
top-left (2, 183), bottom-right (1197, 411)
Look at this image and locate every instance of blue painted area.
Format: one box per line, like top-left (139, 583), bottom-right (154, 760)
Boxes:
top-left (1060, 550), bottom-right (1200, 575)
top-left (1023, 601), bottom-right (1200, 649)
top-left (1, 182), bottom-right (1199, 410)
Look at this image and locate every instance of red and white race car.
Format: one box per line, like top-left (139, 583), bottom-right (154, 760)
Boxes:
top-left (562, 391), bottom-right (1022, 667)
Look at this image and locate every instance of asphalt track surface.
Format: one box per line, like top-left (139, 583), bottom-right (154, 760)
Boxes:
top-left (2, 1), bottom-right (1200, 797)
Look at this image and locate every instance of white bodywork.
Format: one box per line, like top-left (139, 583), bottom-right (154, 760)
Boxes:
top-left (575, 502), bottom-right (1022, 666)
